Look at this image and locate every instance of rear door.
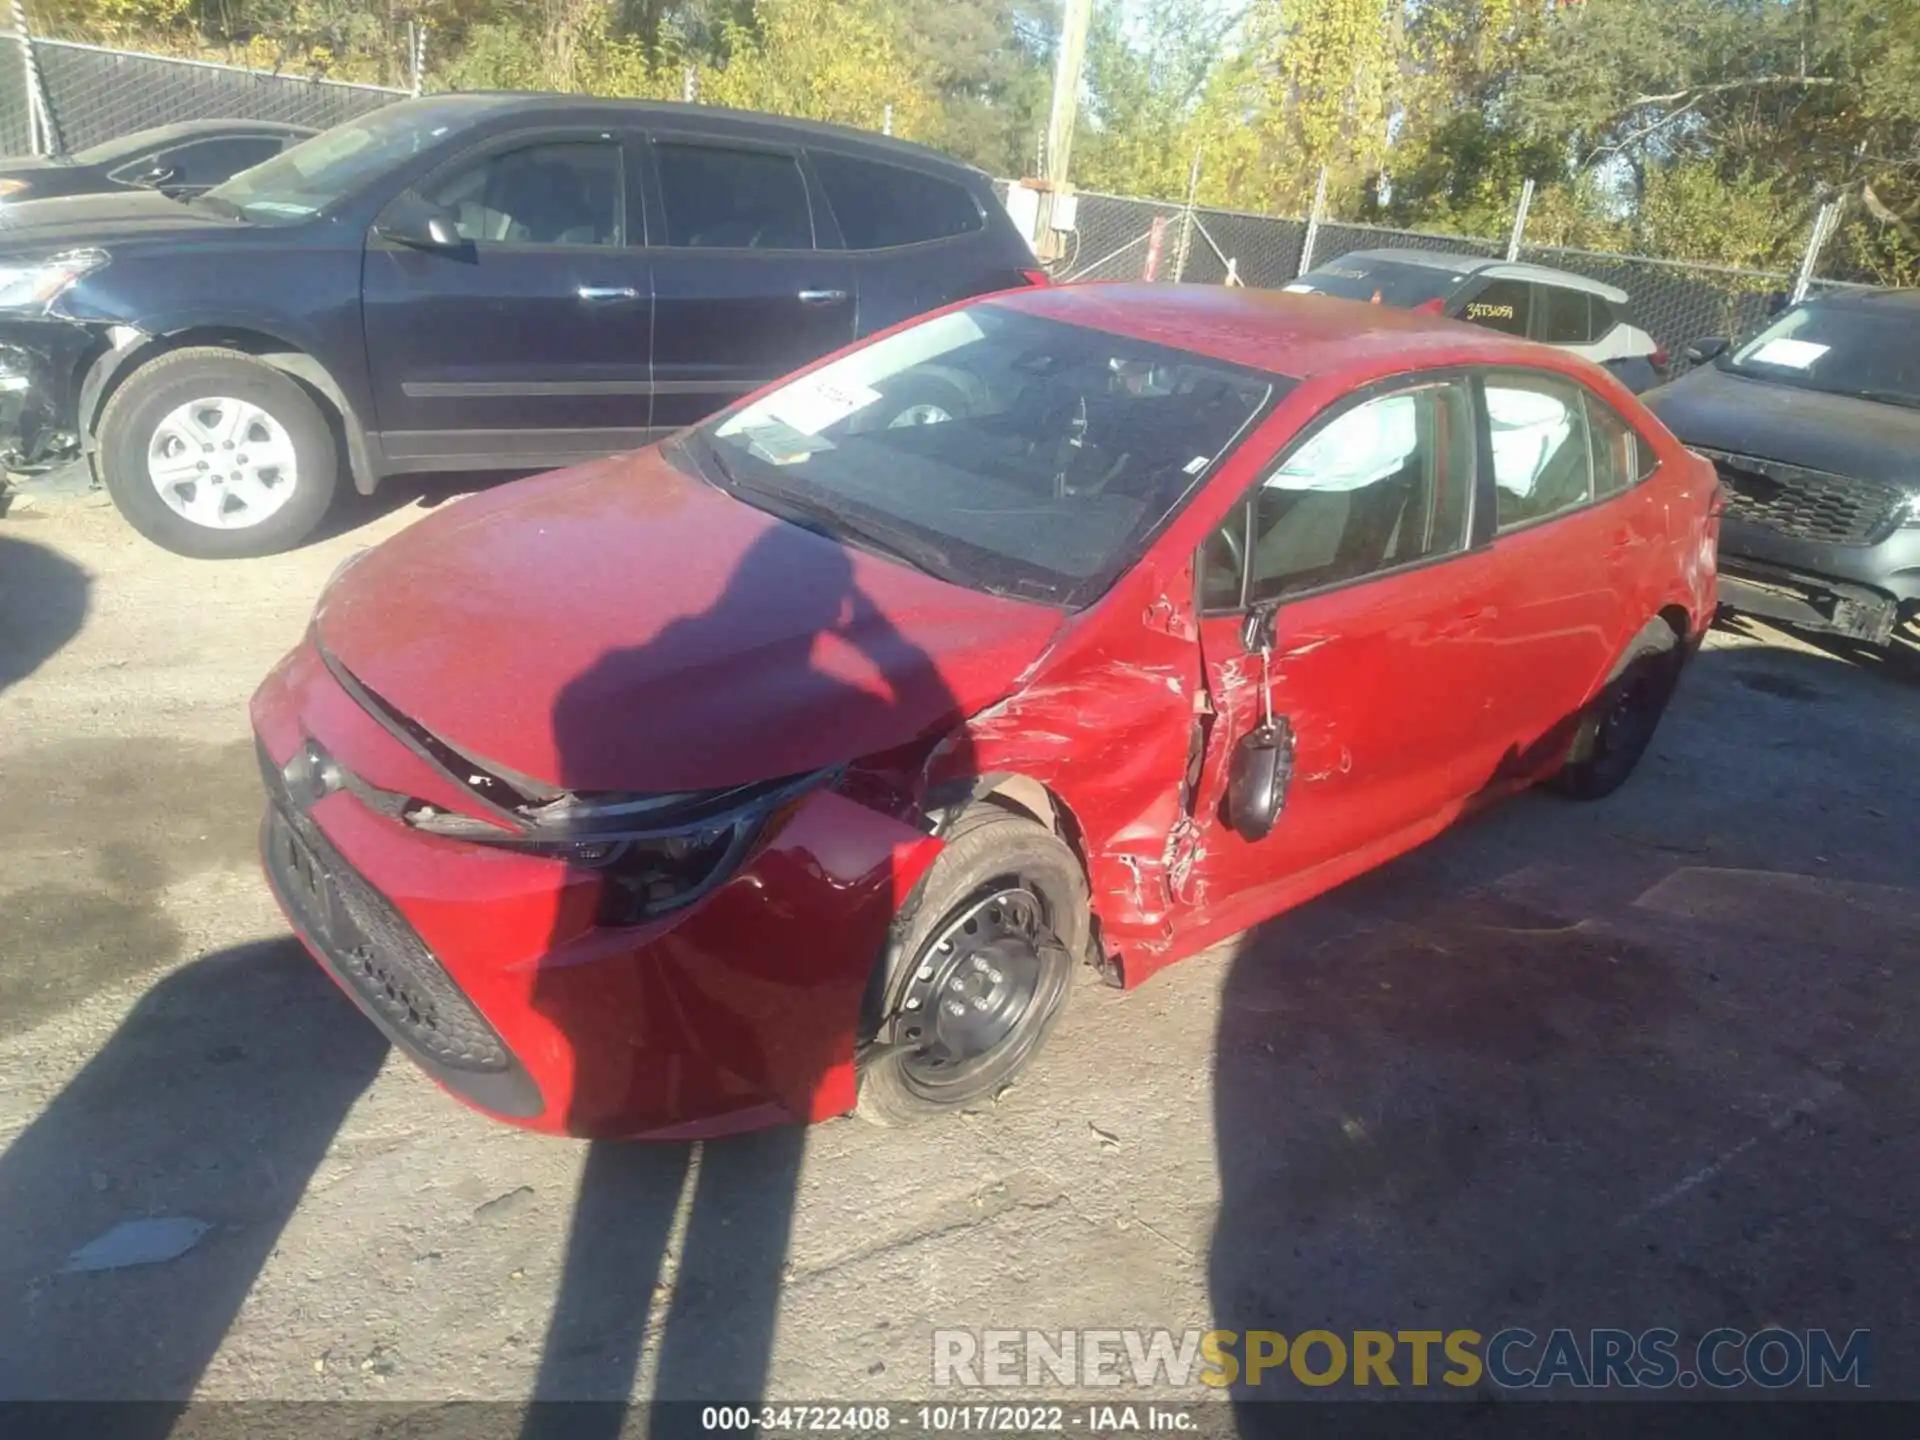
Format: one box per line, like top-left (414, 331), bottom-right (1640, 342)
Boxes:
top-left (361, 127), bottom-right (652, 469)
top-left (804, 146), bottom-right (1020, 336)
top-left (1473, 369), bottom-right (1642, 774)
top-left (1189, 375), bottom-right (1505, 917)
top-left (643, 133), bottom-right (856, 430)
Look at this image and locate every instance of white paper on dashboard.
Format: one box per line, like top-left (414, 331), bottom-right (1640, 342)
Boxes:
top-left (767, 379), bottom-right (884, 435)
top-left (1746, 338), bottom-right (1829, 370)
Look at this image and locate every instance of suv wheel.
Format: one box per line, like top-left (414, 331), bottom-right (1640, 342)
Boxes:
top-left (98, 347), bottom-right (338, 558)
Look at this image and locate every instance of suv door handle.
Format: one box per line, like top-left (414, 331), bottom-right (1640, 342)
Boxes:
top-left (577, 285), bottom-right (640, 304)
top-left (798, 288), bottom-right (849, 305)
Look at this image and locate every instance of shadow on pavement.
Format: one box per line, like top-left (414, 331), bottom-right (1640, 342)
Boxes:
top-left (0, 939), bottom-right (387, 1415)
top-left (0, 533), bottom-right (90, 695)
top-left (1209, 640), bottom-right (1920, 1416)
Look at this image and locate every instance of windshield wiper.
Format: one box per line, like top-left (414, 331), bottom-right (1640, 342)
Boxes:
top-left (710, 454), bottom-right (960, 583)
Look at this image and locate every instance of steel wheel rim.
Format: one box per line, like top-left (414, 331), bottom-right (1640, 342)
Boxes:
top-left (147, 396), bottom-right (299, 530)
top-left (887, 403), bottom-right (953, 429)
top-left (895, 884), bottom-right (1062, 1094)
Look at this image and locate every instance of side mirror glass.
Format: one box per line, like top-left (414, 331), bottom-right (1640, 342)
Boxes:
top-left (1684, 336), bottom-right (1728, 365)
top-left (377, 193), bottom-right (467, 252)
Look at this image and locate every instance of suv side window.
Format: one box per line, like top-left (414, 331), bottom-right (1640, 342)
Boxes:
top-left (809, 150), bottom-right (983, 249)
top-left (1486, 374), bottom-right (1593, 529)
top-left (654, 143), bottom-right (813, 250)
top-left (1539, 286), bottom-right (1596, 344)
top-left (1460, 279), bottom-right (1532, 337)
top-left (424, 141), bottom-right (623, 246)
top-left (116, 136), bottom-right (283, 189)
top-left (1200, 380), bottom-right (1475, 608)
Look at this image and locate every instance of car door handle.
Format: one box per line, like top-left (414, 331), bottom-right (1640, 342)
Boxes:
top-left (577, 285), bottom-right (640, 304)
top-left (797, 288), bottom-right (849, 306)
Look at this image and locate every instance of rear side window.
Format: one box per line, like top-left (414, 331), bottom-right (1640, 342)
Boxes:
top-left (114, 136), bottom-right (281, 187)
top-left (1539, 287), bottom-right (1597, 344)
top-left (654, 143), bottom-right (813, 249)
top-left (1461, 279), bottom-right (1532, 336)
top-left (1487, 375), bottom-right (1592, 529)
top-left (1585, 394), bottom-right (1643, 496)
top-left (811, 150), bottom-right (983, 249)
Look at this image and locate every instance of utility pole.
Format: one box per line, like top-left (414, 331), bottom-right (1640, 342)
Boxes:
top-left (1035, 0), bottom-right (1092, 254)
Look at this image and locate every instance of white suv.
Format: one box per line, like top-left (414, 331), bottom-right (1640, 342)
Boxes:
top-left (1285, 248), bottom-right (1668, 392)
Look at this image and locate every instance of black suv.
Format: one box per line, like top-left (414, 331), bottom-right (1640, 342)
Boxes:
top-left (0, 94), bottom-right (1042, 556)
top-left (1644, 289), bottom-right (1920, 648)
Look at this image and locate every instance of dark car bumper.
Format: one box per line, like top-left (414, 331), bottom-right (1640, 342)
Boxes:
top-left (0, 319), bottom-right (95, 471)
top-left (1718, 516), bottom-right (1920, 643)
top-left (250, 635), bottom-right (944, 1140)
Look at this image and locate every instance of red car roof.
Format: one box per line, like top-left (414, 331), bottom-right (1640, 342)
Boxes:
top-left (994, 281), bottom-right (1556, 382)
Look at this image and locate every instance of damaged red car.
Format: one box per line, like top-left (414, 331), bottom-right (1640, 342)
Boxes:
top-left (251, 284), bottom-right (1720, 1139)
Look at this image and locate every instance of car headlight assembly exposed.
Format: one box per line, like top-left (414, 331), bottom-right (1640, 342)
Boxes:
top-left (406, 771), bottom-right (827, 925)
top-left (0, 248), bottom-right (109, 313)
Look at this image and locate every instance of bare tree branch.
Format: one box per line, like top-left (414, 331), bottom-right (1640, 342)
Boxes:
top-left (1618, 73), bottom-right (1839, 114)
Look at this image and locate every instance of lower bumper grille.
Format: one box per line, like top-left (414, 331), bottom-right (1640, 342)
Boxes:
top-left (1699, 449), bottom-right (1907, 547)
top-left (259, 741), bottom-right (509, 1073)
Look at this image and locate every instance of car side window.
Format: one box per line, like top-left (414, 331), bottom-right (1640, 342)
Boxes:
top-left (1584, 392), bottom-right (1651, 497)
top-left (654, 143), bottom-right (813, 250)
top-left (1487, 375), bottom-right (1593, 529)
top-left (424, 141), bottom-right (622, 247)
top-left (1200, 381), bottom-right (1475, 608)
top-left (1540, 286), bottom-right (1596, 345)
top-left (809, 150), bottom-right (983, 249)
top-left (1460, 279), bottom-right (1531, 337)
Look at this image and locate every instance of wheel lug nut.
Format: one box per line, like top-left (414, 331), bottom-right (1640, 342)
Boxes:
top-left (971, 997), bottom-right (990, 1011)
top-left (949, 978), bottom-right (966, 992)
top-left (944, 1000), bottom-right (966, 1017)
top-left (971, 956), bottom-right (988, 972)
top-left (988, 968), bottom-right (1004, 983)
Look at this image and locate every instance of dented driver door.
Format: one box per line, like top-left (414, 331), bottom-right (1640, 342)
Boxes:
top-left (1184, 377), bottom-right (1501, 932)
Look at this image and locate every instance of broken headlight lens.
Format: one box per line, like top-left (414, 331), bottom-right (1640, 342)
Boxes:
top-left (0, 249), bottom-right (109, 313)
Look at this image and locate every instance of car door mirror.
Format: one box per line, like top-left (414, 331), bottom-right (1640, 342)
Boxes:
top-left (1227, 715), bottom-right (1294, 842)
top-left (1684, 336), bottom-right (1728, 365)
top-left (377, 193), bottom-right (467, 252)
top-left (1240, 600), bottom-right (1278, 654)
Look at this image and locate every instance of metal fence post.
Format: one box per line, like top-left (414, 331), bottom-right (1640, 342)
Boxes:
top-left (682, 66), bottom-right (697, 103)
top-left (883, 103), bottom-right (892, 136)
top-left (408, 21), bottom-right (425, 97)
top-left (10, 0), bottom-right (58, 156)
top-left (1506, 178), bottom-right (1535, 262)
top-left (1172, 147), bottom-right (1201, 283)
top-left (1297, 166), bottom-right (1329, 277)
top-left (1791, 197), bottom-right (1843, 303)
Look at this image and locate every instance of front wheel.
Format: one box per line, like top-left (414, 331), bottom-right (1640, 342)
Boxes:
top-left (856, 805), bottom-right (1088, 1125)
top-left (97, 347), bottom-right (339, 559)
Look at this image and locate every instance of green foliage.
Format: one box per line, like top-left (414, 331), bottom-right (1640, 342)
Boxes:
top-left (22, 0), bottom-right (1920, 283)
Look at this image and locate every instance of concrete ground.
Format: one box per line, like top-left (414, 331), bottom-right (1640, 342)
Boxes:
top-left (0, 486), bottom-right (1915, 1407)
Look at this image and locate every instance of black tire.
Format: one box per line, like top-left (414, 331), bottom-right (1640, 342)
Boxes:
top-left (867, 370), bottom-right (975, 431)
top-left (97, 347), bottom-right (339, 559)
top-left (857, 804), bottom-right (1088, 1126)
top-left (1550, 620), bottom-right (1681, 801)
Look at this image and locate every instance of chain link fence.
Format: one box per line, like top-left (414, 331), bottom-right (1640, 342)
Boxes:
top-left (3, 30), bottom-right (404, 157)
top-left (1036, 190), bottom-right (1867, 363)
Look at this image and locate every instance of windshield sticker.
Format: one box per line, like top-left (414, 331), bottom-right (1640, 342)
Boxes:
top-left (740, 422), bottom-right (833, 466)
top-left (1746, 338), bottom-right (1829, 370)
top-left (767, 378), bottom-right (883, 436)
top-left (1183, 455), bottom-right (1210, 475)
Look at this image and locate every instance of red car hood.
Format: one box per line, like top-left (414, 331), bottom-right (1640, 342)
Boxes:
top-left (315, 447), bottom-right (1066, 794)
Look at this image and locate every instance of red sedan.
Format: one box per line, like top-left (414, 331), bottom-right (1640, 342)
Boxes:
top-left (251, 285), bottom-right (1719, 1139)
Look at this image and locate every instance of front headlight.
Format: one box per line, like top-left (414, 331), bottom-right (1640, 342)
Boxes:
top-left (0, 248), bottom-right (109, 312)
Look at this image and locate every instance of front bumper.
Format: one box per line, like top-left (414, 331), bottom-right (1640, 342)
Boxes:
top-left (251, 637), bottom-right (942, 1139)
top-left (0, 319), bottom-right (94, 472)
top-left (1719, 516), bottom-right (1920, 643)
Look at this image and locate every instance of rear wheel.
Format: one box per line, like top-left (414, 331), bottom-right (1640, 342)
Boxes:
top-left (1551, 621), bottom-right (1681, 800)
top-left (856, 805), bottom-right (1087, 1125)
top-left (97, 347), bottom-right (338, 559)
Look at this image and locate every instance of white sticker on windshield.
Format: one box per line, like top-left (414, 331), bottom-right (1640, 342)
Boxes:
top-left (767, 378), bottom-right (883, 436)
top-left (1183, 455), bottom-right (1210, 475)
top-left (1747, 338), bottom-right (1829, 370)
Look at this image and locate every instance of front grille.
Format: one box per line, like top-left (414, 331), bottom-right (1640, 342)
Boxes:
top-left (260, 740), bottom-right (510, 1072)
top-left (1698, 449), bottom-right (1908, 547)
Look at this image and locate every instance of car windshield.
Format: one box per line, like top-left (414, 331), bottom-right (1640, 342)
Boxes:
top-left (198, 100), bottom-right (474, 223)
top-left (1722, 302), bottom-right (1920, 408)
top-left (69, 131), bottom-right (166, 167)
top-left (702, 304), bottom-right (1280, 608)
top-left (1284, 257), bottom-right (1466, 309)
